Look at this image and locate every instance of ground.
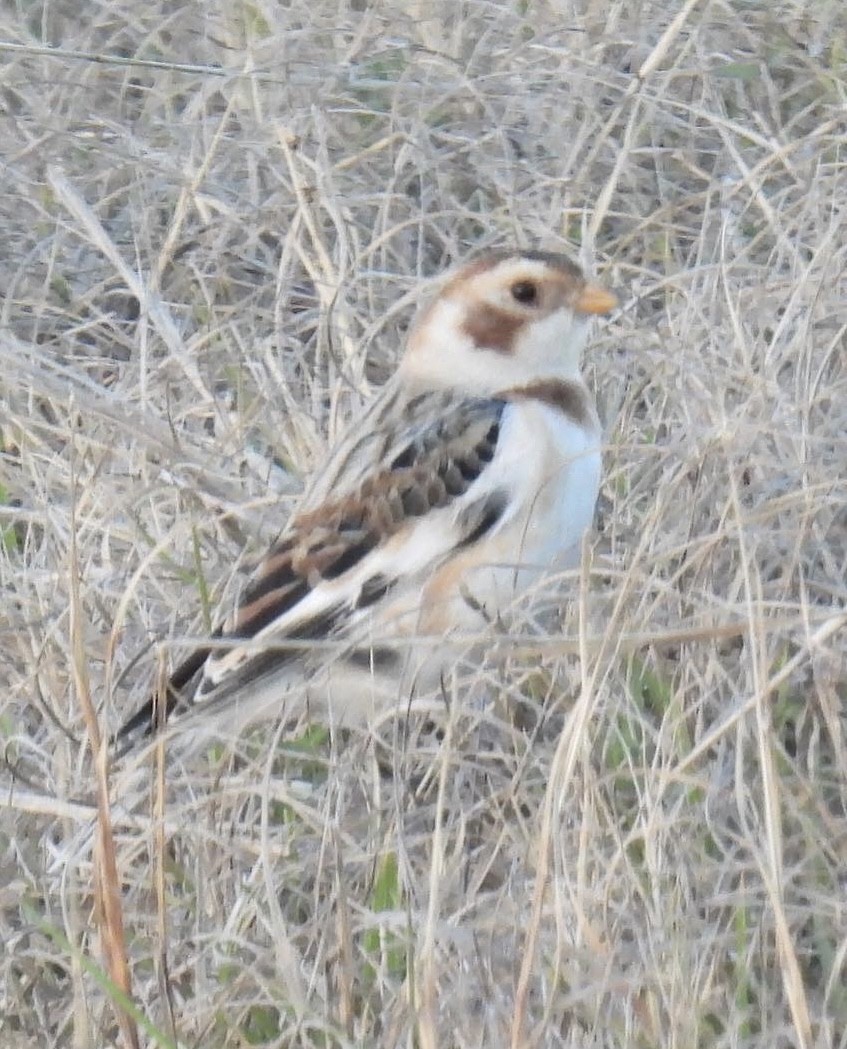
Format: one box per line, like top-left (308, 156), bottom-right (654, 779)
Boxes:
top-left (1, 1), bottom-right (846, 1047)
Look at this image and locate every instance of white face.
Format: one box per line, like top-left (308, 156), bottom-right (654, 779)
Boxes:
top-left (401, 253), bottom-right (613, 394)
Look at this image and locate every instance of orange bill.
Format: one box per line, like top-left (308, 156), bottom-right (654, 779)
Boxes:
top-left (575, 283), bottom-right (617, 315)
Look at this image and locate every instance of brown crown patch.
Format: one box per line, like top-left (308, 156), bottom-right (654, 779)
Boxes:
top-left (440, 248), bottom-right (583, 299)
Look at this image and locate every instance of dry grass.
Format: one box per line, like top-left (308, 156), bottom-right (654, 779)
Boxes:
top-left (2, 1), bottom-right (846, 1046)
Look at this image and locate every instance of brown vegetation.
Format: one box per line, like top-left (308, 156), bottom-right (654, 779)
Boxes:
top-left (1, 1), bottom-right (845, 1046)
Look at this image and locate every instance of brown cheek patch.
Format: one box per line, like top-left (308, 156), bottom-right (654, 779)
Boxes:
top-left (507, 380), bottom-right (594, 428)
top-left (408, 255), bottom-right (508, 351)
top-left (461, 303), bottom-right (524, 355)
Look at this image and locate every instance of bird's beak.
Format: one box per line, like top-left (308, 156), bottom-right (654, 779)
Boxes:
top-left (575, 283), bottom-right (617, 316)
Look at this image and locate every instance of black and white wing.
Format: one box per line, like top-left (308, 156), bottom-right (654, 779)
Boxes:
top-left (117, 388), bottom-right (515, 747)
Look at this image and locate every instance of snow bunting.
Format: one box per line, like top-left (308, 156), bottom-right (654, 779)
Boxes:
top-left (118, 249), bottom-right (616, 750)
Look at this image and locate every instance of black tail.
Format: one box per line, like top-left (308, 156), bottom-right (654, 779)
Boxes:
top-left (113, 639), bottom-right (216, 754)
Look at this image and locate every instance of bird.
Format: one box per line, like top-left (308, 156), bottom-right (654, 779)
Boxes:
top-left (117, 248), bottom-right (616, 752)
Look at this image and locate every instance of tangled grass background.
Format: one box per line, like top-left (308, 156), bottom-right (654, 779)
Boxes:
top-left (1, 1), bottom-right (845, 1046)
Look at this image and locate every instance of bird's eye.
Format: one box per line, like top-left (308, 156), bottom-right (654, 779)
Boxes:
top-left (511, 280), bottom-right (538, 305)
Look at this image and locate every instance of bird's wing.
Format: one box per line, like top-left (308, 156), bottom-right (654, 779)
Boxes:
top-left (117, 389), bottom-right (516, 745)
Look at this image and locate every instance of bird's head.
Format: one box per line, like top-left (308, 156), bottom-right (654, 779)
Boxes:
top-left (402, 249), bottom-right (616, 394)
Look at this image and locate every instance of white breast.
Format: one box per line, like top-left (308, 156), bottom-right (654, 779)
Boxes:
top-left (419, 396), bottom-right (602, 628)
top-left (496, 398), bottom-right (600, 554)
top-left (525, 401), bottom-right (603, 565)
